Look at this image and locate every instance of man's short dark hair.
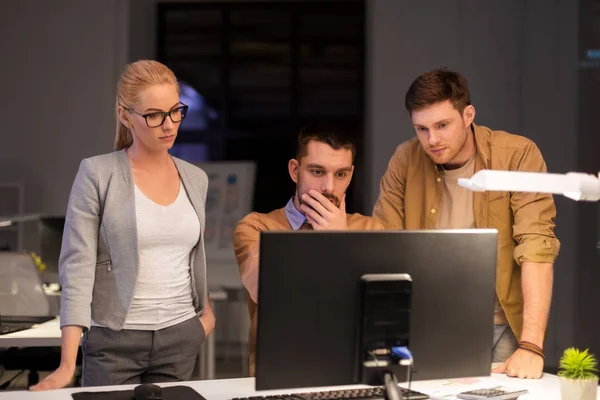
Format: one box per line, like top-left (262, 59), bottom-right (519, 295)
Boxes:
top-left (405, 68), bottom-right (471, 115)
top-left (296, 123), bottom-right (356, 163)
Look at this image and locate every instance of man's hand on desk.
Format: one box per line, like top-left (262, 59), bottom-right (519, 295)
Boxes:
top-left (29, 364), bottom-right (75, 391)
top-left (492, 348), bottom-right (544, 379)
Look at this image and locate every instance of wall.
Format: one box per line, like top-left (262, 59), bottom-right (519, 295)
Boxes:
top-left (0, 0), bottom-right (129, 217)
top-left (0, 0), bottom-right (586, 368)
top-left (365, 0), bottom-right (579, 367)
top-left (575, 0), bottom-right (600, 361)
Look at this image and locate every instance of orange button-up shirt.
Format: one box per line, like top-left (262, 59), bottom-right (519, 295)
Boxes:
top-left (373, 123), bottom-right (560, 340)
top-left (234, 206), bottom-right (383, 376)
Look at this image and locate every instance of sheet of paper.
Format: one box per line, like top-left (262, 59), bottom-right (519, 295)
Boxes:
top-left (403, 377), bottom-right (527, 399)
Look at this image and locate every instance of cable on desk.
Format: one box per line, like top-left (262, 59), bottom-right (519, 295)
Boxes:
top-left (383, 370), bottom-right (403, 400)
top-left (391, 346), bottom-right (414, 400)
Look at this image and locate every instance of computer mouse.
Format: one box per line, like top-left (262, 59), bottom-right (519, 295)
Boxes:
top-left (134, 383), bottom-right (162, 400)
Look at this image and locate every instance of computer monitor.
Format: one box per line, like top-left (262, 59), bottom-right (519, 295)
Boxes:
top-left (255, 229), bottom-right (498, 390)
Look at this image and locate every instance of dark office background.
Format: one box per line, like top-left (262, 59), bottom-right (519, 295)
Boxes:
top-left (156, 1), bottom-right (366, 213)
top-left (0, 0), bottom-right (598, 374)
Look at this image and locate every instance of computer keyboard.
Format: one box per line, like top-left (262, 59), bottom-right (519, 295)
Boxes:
top-left (0, 324), bottom-right (32, 335)
top-left (231, 386), bottom-right (429, 400)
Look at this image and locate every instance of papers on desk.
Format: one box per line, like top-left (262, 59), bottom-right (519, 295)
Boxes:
top-left (407, 376), bottom-right (528, 399)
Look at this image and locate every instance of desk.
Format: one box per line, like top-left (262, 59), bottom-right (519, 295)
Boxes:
top-left (0, 289), bottom-right (228, 380)
top-left (0, 374), bottom-right (597, 400)
top-left (0, 317), bottom-right (61, 347)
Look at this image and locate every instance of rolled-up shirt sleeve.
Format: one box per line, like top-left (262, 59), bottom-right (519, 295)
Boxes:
top-left (233, 213), bottom-right (262, 303)
top-left (510, 142), bottom-right (561, 265)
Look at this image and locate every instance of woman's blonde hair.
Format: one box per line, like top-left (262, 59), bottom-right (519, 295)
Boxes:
top-left (114, 60), bottom-right (180, 151)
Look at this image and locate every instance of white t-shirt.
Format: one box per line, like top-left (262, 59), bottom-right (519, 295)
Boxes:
top-left (121, 180), bottom-right (199, 330)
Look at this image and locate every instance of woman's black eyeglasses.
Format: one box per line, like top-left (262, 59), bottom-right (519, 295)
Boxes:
top-left (124, 103), bottom-right (189, 128)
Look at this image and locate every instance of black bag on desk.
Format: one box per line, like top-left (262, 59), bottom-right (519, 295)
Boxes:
top-left (71, 385), bottom-right (206, 400)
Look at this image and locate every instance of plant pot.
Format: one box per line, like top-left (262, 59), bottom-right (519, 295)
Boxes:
top-left (558, 376), bottom-right (598, 400)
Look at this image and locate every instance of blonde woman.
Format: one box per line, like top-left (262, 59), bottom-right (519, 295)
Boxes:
top-left (31, 60), bottom-right (215, 390)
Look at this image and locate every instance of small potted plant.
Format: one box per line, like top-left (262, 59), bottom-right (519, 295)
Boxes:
top-left (558, 347), bottom-right (598, 400)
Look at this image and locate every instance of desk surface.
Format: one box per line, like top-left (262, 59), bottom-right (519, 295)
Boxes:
top-left (0, 374), bottom-right (596, 400)
top-left (0, 317), bottom-right (61, 347)
top-left (0, 289), bottom-right (228, 348)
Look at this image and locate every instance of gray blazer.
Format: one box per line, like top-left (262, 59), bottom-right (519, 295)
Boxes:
top-left (59, 149), bottom-right (208, 331)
